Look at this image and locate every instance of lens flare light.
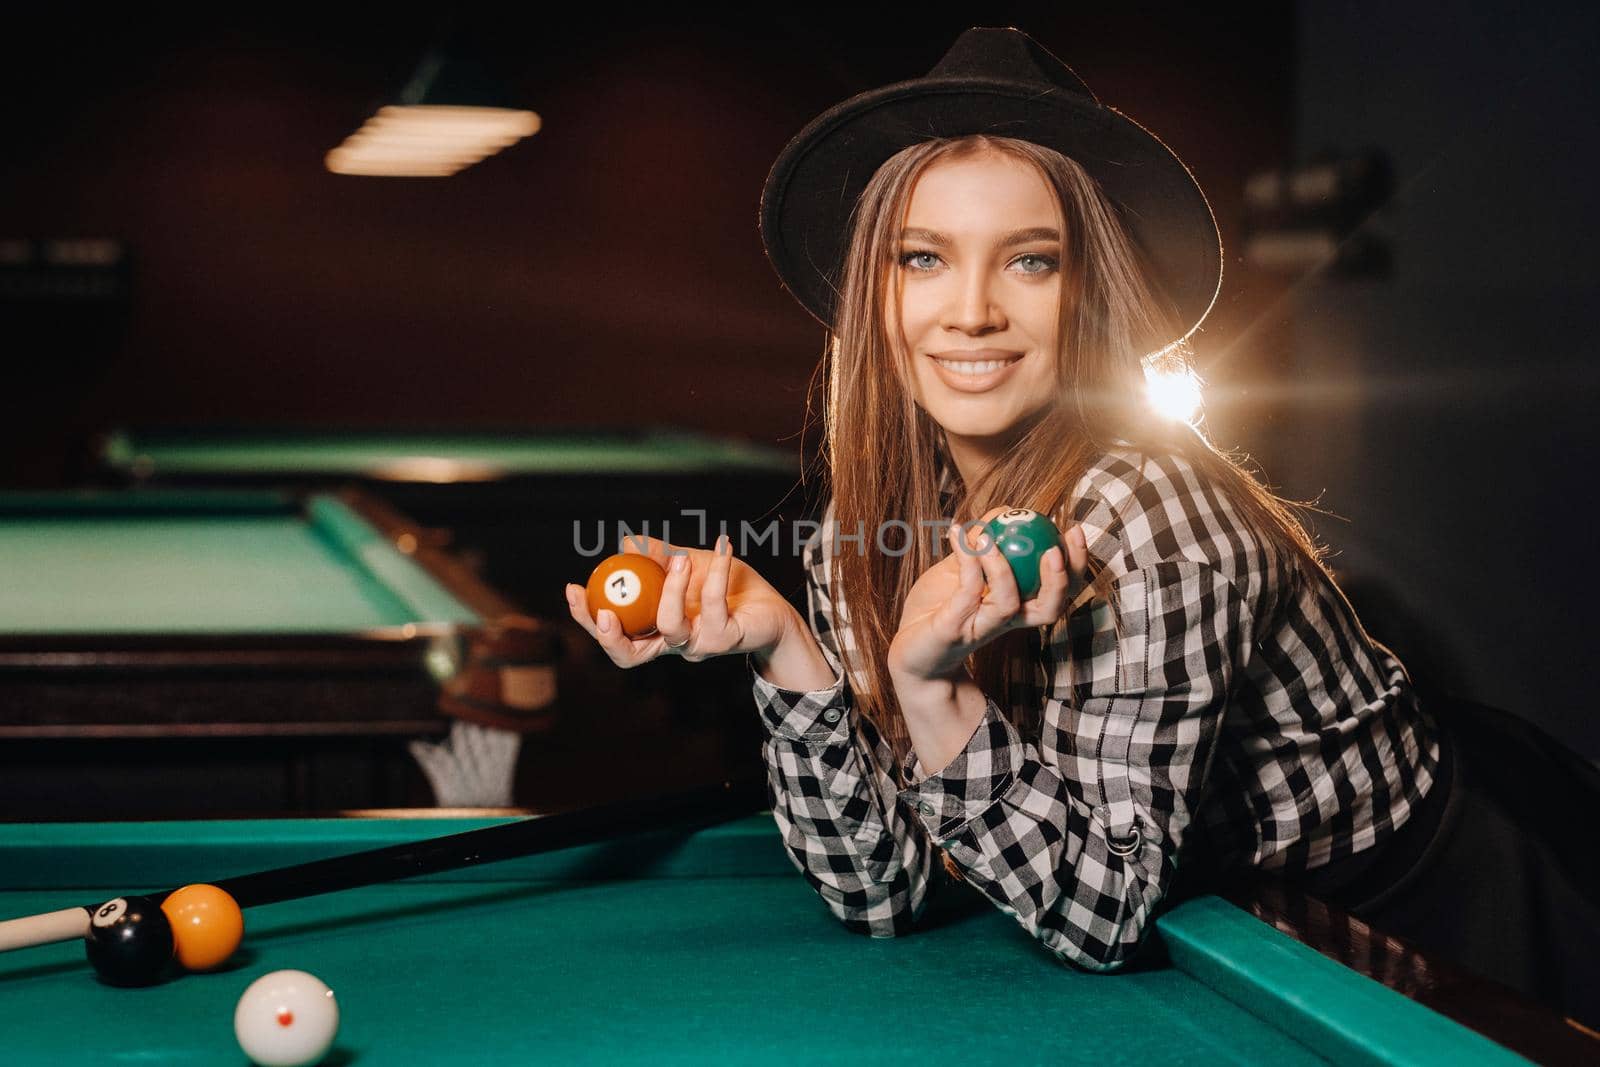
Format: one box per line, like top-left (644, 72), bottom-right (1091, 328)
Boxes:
top-left (1144, 356), bottom-right (1205, 424)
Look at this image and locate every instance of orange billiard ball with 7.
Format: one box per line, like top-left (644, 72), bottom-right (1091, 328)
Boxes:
top-left (160, 883), bottom-right (244, 972)
top-left (585, 553), bottom-right (667, 637)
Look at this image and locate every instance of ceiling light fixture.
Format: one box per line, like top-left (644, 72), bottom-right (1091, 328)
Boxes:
top-left (326, 49), bottom-right (540, 178)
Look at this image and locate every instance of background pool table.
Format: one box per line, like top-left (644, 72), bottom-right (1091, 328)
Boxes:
top-left (0, 482), bottom-right (773, 821)
top-left (0, 813), bottom-right (1564, 1066)
top-left (87, 426), bottom-right (811, 821)
top-left (0, 488), bottom-right (538, 816)
top-left (94, 426), bottom-right (811, 610)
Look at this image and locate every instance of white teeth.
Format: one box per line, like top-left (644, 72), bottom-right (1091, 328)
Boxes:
top-left (933, 357), bottom-right (1019, 375)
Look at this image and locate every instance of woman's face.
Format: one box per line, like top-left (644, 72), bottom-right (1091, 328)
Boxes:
top-left (889, 151), bottom-right (1064, 451)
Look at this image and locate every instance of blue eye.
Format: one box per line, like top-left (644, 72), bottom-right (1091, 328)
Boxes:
top-left (898, 251), bottom-right (941, 271)
top-left (1012, 253), bottom-right (1058, 275)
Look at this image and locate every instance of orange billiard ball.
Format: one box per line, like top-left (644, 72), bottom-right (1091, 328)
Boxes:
top-left (160, 883), bottom-right (245, 972)
top-left (585, 553), bottom-right (667, 637)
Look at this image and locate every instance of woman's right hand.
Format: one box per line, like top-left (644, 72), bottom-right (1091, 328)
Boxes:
top-left (563, 534), bottom-right (800, 669)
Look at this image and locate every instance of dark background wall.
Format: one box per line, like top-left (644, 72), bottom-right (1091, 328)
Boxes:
top-left (1277, 2), bottom-right (1598, 756)
top-left (0, 9), bottom-right (1293, 478)
top-left (5, 9), bottom-right (1591, 756)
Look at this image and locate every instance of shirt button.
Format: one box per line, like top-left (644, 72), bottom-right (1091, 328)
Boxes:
top-left (917, 801), bottom-right (936, 818)
top-left (822, 708), bottom-right (842, 724)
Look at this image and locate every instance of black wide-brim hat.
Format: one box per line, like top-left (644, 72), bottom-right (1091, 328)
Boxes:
top-left (760, 26), bottom-right (1222, 343)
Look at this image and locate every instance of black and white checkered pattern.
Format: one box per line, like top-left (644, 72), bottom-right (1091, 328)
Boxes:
top-left (750, 446), bottom-right (1441, 971)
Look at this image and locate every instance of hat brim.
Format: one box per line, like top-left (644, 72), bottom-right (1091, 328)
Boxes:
top-left (760, 77), bottom-right (1222, 342)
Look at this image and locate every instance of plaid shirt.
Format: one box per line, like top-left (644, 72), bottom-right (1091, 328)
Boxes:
top-left (750, 446), bottom-right (1441, 971)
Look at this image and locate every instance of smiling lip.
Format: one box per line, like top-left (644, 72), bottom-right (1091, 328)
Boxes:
top-left (926, 349), bottom-right (1025, 393)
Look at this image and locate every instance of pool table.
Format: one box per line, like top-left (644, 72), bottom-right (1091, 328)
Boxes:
top-left (0, 812), bottom-right (1573, 1065)
top-left (0, 488), bottom-right (549, 815)
top-left (86, 426), bottom-right (808, 818)
top-left (94, 426), bottom-right (811, 610)
top-left (0, 486), bottom-right (529, 733)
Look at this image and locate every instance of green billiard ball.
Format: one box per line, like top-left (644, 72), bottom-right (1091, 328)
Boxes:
top-left (984, 508), bottom-right (1062, 600)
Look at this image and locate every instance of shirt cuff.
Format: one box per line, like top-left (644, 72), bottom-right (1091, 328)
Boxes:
top-left (897, 699), bottom-right (1023, 840)
top-left (747, 654), bottom-right (852, 745)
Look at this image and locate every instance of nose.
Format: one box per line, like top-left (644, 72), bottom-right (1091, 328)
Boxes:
top-left (942, 266), bottom-right (1007, 334)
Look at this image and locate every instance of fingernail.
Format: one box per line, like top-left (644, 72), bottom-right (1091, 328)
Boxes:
top-left (597, 612), bottom-right (613, 633)
top-left (670, 553), bottom-right (686, 573)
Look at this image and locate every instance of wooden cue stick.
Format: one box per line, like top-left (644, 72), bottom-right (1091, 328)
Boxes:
top-left (0, 778), bottom-right (765, 954)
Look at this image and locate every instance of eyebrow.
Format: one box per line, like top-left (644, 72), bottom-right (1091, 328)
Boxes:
top-left (899, 226), bottom-right (1061, 248)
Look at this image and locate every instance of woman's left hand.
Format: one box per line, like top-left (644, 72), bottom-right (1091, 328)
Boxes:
top-left (887, 509), bottom-right (1089, 685)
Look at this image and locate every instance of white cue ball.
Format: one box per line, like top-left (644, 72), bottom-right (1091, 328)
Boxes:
top-left (234, 969), bottom-right (340, 1067)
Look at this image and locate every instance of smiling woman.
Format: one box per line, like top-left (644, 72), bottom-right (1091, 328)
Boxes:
top-left (893, 156), bottom-right (1065, 455)
top-left (560, 25), bottom-right (1600, 1030)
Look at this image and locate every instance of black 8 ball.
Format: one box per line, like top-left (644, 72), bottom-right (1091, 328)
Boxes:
top-left (85, 895), bottom-right (175, 986)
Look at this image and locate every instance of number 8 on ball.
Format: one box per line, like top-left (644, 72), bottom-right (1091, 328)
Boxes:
top-left (983, 509), bottom-right (1062, 600)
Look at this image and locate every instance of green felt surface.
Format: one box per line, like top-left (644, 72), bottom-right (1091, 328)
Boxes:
top-left (102, 428), bottom-right (796, 478)
top-left (3, 880), bottom-right (1329, 1066)
top-left (0, 492), bottom-right (477, 633)
top-left (0, 817), bottom-right (1523, 1065)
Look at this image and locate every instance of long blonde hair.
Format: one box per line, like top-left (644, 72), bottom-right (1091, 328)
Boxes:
top-left (816, 134), bottom-right (1329, 770)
